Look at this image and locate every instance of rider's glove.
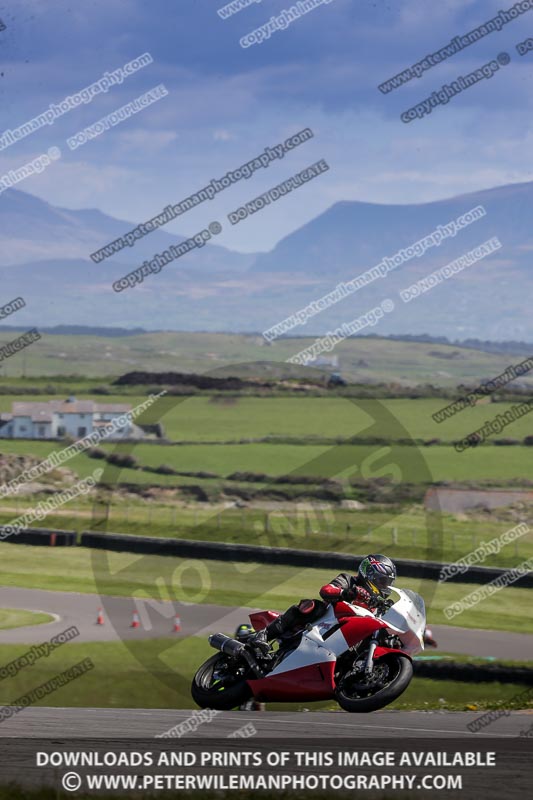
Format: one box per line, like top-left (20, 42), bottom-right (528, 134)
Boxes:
top-left (374, 597), bottom-right (394, 615)
top-left (344, 586), bottom-right (373, 606)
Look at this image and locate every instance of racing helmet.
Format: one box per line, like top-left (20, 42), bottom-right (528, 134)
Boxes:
top-left (357, 554), bottom-right (397, 599)
top-left (234, 623), bottom-right (254, 641)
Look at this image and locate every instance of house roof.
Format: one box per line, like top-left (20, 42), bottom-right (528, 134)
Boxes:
top-left (12, 401), bottom-right (93, 416)
top-left (30, 411), bottom-right (53, 423)
top-left (10, 399), bottom-right (131, 417)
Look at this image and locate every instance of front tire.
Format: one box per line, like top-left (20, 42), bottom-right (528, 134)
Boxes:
top-left (335, 654), bottom-right (413, 713)
top-left (191, 653), bottom-right (253, 710)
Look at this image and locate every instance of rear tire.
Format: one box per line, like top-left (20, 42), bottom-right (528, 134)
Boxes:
top-left (335, 654), bottom-right (413, 713)
top-left (191, 653), bottom-right (253, 711)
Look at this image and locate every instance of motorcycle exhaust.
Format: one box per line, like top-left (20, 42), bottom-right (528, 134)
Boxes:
top-left (208, 633), bottom-right (245, 658)
top-left (208, 633), bottom-right (265, 678)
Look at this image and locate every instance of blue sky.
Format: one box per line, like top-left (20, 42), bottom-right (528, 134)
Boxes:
top-left (0, 0), bottom-right (531, 252)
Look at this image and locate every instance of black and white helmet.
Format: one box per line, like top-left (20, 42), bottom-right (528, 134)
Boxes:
top-left (357, 554), bottom-right (397, 599)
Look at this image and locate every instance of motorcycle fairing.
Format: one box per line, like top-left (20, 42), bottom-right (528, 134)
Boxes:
top-left (245, 588), bottom-right (425, 701)
top-left (381, 588), bottom-right (426, 655)
top-left (247, 660), bottom-right (336, 701)
top-left (249, 610), bottom-right (280, 630)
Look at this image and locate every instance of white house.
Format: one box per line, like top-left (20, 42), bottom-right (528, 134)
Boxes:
top-left (0, 397), bottom-right (135, 440)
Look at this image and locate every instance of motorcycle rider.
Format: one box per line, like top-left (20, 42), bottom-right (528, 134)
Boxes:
top-left (250, 554), bottom-right (397, 649)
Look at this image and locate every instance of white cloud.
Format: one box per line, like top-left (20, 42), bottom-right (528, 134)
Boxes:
top-left (213, 130), bottom-right (234, 141)
top-left (116, 129), bottom-right (178, 151)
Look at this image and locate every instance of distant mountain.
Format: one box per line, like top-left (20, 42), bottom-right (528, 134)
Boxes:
top-left (252, 182), bottom-right (533, 276)
top-left (0, 188), bottom-right (253, 271)
top-left (0, 184), bottom-right (531, 339)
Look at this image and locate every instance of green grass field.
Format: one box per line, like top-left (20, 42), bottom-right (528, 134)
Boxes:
top-left (0, 608), bottom-right (53, 630)
top-left (100, 441), bottom-right (533, 482)
top-left (0, 543), bottom-right (531, 634)
top-left (2, 391), bottom-right (533, 499)
top-left (2, 436), bottom-right (533, 488)
top-left (2, 501), bottom-right (532, 570)
top-left (1, 394), bottom-right (533, 444)
top-left (0, 338), bottom-right (531, 728)
top-left (146, 395), bottom-right (533, 444)
top-left (0, 634), bottom-right (530, 713)
top-left (1, 331), bottom-right (530, 385)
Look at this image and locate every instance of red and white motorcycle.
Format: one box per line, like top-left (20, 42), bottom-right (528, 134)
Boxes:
top-left (192, 587), bottom-right (425, 712)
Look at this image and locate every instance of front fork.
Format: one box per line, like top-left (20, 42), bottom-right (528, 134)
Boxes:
top-left (364, 630), bottom-right (379, 676)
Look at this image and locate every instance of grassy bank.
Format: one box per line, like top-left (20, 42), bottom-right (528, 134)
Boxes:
top-left (0, 543), bottom-right (531, 634)
top-left (0, 608), bottom-right (53, 630)
top-left (1, 496), bottom-right (532, 569)
top-left (0, 637), bottom-right (530, 713)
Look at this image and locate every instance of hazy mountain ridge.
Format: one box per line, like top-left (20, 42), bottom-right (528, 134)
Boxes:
top-left (0, 183), bottom-right (531, 339)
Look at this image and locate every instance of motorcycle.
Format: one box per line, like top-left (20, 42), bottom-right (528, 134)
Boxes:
top-left (191, 587), bottom-right (425, 712)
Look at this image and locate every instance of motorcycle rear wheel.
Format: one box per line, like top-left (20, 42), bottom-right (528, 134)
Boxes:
top-left (191, 653), bottom-right (253, 710)
top-left (335, 653), bottom-right (413, 713)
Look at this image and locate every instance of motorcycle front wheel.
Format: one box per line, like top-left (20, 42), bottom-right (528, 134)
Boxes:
top-left (335, 653), bottom-right (413, 713)
top-left (191, 653), bottom-right (253, 710)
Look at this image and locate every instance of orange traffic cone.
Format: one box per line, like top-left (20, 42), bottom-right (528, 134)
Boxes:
top-left (131, 610), bottom-right (140, 629)
top-left (173, 614), bottom-right (181, 633)
top-left (96, 608), bottom-right (104, 626)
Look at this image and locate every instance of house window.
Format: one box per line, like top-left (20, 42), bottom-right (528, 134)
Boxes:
top-left (20, 426), bottom-right (27, 432)
top-left (57, 426), bottom-right (66, 437)
top-left (78, 427), bottom-right (87, 437)
top-left (38, 426), bottom-right (46, 437)
top-left (80, 414), bottom-right (85, 419)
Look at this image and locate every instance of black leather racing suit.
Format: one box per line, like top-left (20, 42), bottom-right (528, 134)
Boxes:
top-left (262, 573), bottom-right (376, 641)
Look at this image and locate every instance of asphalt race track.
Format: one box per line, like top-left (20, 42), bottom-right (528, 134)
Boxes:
top-left (1, 586), bottom-right (532, 660)
top-left (0, 587), bottom-right (531, 741)
top-left (0, 707), bottom-right (529, 738)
